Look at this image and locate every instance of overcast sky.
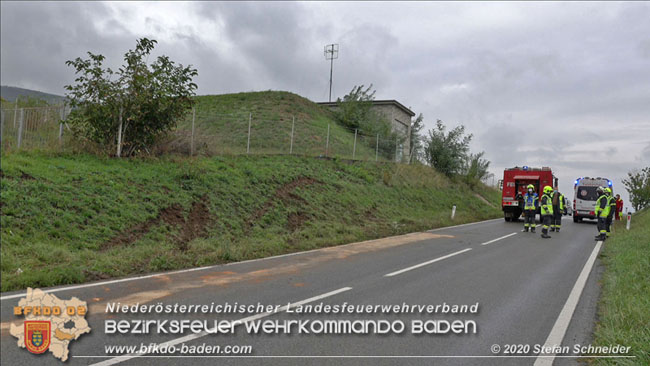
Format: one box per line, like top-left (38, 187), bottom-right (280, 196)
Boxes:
top-left (2, 1), bottom-right (649, 208)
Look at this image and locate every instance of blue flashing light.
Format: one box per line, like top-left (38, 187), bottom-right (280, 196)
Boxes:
top-left (523, 166), bottom-right (528, 171)
top-left (608, 181), bottom-right (613, 186)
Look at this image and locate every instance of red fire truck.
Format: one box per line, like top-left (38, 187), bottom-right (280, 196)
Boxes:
top-left (501, 166), bottom-right (558, 221)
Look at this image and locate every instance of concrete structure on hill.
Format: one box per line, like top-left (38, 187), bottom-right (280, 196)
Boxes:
top-left (317, 100), bottom-right (415, 162)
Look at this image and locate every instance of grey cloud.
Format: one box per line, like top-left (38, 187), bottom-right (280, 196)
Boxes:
top-left (639, 39), bottom-right (650, 58)
top-left (1, 1), bottom-right (132, 94)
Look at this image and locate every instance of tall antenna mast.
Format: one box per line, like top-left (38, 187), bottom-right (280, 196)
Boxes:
top-left (324, 44), bottom-right (339, 102)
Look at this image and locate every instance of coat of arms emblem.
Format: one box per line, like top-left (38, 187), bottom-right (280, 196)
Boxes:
top-left (25, 321), bottom-right (51, 354)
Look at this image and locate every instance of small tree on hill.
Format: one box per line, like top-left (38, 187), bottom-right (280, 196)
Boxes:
top-left (622, 167), bottom-right (650, 211)
top-left (334, 84), bottom-right (403, 160)
top-left (424, 119), bottom-right (472, 176)
top-left (409, 113), bottom-right (425, 163)
top-left (463, 151), bottom-right (492, 188)
top-left (335, 84), bottom-right (376, 130)
top-left (65, 38), bottom-right (198, 156)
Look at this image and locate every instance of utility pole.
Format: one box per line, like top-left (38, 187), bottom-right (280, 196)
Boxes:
top-left (324, 44), bottom-right (339, 102)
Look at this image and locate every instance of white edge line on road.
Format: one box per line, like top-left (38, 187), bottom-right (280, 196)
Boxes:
top-left (384, 248), bottom-right (472, 277)
top-left (1, 218), bottom-right (501, 301)
top-left (533, 240), bottom-right (604, 366)
top-left (481, 232), bottom-right (518, 246)
top-left (88, 286), bottom-right (353, 366)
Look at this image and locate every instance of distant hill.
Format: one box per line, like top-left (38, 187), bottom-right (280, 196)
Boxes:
top-left (1, 85), bottom-right (65, 105)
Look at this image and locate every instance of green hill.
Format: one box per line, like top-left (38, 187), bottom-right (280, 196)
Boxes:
top-left (0, 152), bottom-right (500, 291)
top-left (173, 91), bottom-right (397, 161)
top-left (1, 85), bottom-right (65, 105)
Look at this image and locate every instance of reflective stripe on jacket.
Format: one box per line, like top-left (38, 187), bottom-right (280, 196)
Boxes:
top-left (523, 193), bottom-right (538, 210)
top-left (595, 194), bottom-right (610, 218)
top-left (541, 194), bottom-right (553, 216)
top-left (607, 195), bottom-right (616, 219)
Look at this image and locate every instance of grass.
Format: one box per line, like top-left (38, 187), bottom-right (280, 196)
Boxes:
top-left (590, 208), bottom-right (650, 365)
top-left (0, 151), bottom-right (501, 292)
top-left (173, 91), bottom-right (399, 160)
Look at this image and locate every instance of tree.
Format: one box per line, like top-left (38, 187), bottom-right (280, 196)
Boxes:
top-left (335, 84), bottom-right (376, 130)
top-left (463, 151), bottom-right (492, 187)
top-left (622, 167), bottom-right (650, 211)
top-left (408, 113), bottom-right (425, 163)
top-left (65, 38), bottom-right (198, 156)
top-left (424, 119), bottom-right (473, 176)
top-left (334, 84), bottom-right (403, 159)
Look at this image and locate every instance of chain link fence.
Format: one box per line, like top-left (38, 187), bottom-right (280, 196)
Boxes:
top-left (0, 105), bottom-right (70, 152)
top-left (1, 105), bottom-right (412, 163)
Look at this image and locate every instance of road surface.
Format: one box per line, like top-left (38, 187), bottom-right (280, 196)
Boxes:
top-left (1, 217), bottom-right (610, 365)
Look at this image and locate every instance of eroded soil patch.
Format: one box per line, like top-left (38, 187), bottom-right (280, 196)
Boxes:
top-left (246, 177), bottom-right (319, 231)
top-left (102, 197), bottom-right (211, 251)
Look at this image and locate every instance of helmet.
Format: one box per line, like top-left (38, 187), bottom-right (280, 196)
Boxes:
top-left (605, 187), bottom-right (612, 194)
top-left (527, 184), bottom-right (534, 190)
top-left (543, 186), bottom-right (553, 194)
top-left (596, 186), bottom-right (605, 194)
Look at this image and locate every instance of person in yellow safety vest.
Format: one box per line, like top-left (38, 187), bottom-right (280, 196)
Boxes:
top-left (594, 186), bottom-right (610, 241)
top-left (605, 187), bottom-right (616, 237)
top-left (551, 188), bottom-right (565, 232)
top-left (540, 186), bottom-right (554, 239)
top-left (522, 184), bottom-right (538, 233)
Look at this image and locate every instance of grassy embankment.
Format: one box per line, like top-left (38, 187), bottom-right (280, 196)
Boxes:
top-left (173, 91), bottom-right (395, 160)
top-left (591, 208), bottom-right (649, 365)
top-left (0, 152), bottom-right (501, 292)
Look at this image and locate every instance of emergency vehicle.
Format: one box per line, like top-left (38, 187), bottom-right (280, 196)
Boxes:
top-left (572, 177), bottom-right (613, 222)
top-left (501, 166), bottom-right (558, 221)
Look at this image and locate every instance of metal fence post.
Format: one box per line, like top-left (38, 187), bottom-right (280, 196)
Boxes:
top-left (13, 101), bottom-right (18, 128)
top-left (290, 116), bottom-right (295, 154)
top-left (59, 105), bottom-right (64, 145)
top-left (325, 124), bottom-right (330, 157)
top-left (0, 109), bottom-right (4, 146)
top-left (116, 106), bottom-right (123, 157)
top-left (375, 134), bottom-right (379, 162)
top-left (191, 107), bottom-right (196, 155)
top-left (17, 108), bottom-right (24, 149)
top-left (352, 128), bottom-right (357, 159)
top-left (247, 112), bottom-right (252, 154)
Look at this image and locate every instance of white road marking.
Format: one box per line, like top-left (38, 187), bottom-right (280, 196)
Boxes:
top-left (481, 232), bottom-right (518, 246)
top-left (533, 240), bottom-right (604, 366)
top-left (89, 287), bottom-right (353, 366)
top-left (384, 248), bottom-right (472, 277)
top-left (428, 218), bottom-right (502, 232)
top-left (1, 218), bottom-right (501, 301)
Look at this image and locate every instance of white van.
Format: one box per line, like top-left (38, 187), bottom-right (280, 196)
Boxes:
top-left (573, 177), bottom-right (612, 223)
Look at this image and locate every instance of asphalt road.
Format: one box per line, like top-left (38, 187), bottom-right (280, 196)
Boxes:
top-left (1, 217), bottom-right (609, 366)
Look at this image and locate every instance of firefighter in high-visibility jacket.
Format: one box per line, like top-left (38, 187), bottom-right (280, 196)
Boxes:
top-left (605, 187), bottom-right (616, 237)
top-left (551, 189), bottom-right (564, 232)
top-left (522, 184), bottom-right (538, 233)
top-left (540, 186), bottom-right (554, 239)
top-left (594, 186), bottom-right (610, 241)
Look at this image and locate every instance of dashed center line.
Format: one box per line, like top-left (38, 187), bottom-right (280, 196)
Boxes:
top-left (384, 248), bottom-right (473, 277)
top-left (481, 232), bottom-right (517, 246)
